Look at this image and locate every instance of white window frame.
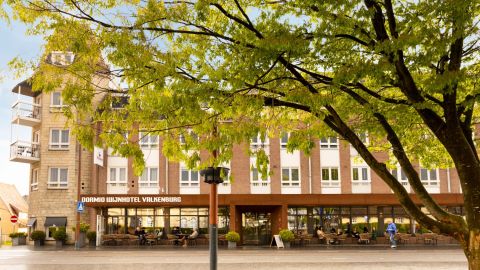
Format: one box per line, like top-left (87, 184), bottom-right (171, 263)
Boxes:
top-left (48, 167), bottom-right (68, 189)
top-left (180, 168), bottom-right (199, 187)
top-left (50, 91), bottom-right (64, 108)
top-left (49, 129), bottom-right (69, 150)
top-left (320, 137), bottom-right (338, 149)
top-left (321, 167), bottom-right (340, 187)
top-left (420, 168), bottom-right (439, 186)
top-left (251, 133), bottom-right (269, 149)
top-left (280, 132), bottom-right (289, 149)
top-left (139, 132), bottom-right (159, 149)
top-left (281, 167), bottom-right (300, 187)
top-left (391, 167), bottom-right (409, 186)
top-left (31, 168), bottom-right (39, 191)
top-left (352, 167), bottom-right (370, 182)
top-left (179, 130), bottom-right (199, 145)
top-left (139, 167), bottom-right (159, 187)
top-left (107, 167), bottom-right (127, 187)
top-left (251, 167), bottom-right (269, 186)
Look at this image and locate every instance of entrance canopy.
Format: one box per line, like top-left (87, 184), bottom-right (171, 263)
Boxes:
top-left (27, 218), bottom-right (37, 227)
top-left (44, 217), bottom-right (67, 227)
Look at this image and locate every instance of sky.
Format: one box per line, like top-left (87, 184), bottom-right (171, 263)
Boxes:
top-left (0, 19), bottom-right (43, 195)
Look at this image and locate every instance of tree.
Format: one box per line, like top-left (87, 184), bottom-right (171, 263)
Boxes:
top-left (5, 1), bottom-right (480, 268)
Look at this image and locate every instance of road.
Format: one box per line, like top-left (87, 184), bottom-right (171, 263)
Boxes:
top-left (0, 246), bottom-right (467, 270)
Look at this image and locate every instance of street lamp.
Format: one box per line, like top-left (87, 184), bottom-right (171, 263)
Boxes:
top-left (200, 165), bottom-right (229, 270)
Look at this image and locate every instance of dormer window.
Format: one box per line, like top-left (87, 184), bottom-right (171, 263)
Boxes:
top-left (49, 51), bottom-right (75, 66)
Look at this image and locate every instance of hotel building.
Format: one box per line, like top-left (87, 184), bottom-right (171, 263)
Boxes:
top-left (10, 53), bottom-right (464, 245)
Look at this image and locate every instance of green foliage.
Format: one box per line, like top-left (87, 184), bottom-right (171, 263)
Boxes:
top-left (86, 231), bottom-right (97, 241)
top-left (52, 227), bottom-right (67, 241)
top-left (31, 231), bottom-right (46, 241)
top-left (71, 222), bottom-right (90, 233)
top-left (225, 231), bottom-right (240, 242)
top-left (9, 232), bottom-right (27, 238)
top-left (279, 229), bottom-right (295, 242)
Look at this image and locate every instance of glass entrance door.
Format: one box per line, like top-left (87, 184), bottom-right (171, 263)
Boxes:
top-left (242, 212), bottom-right (271, 245)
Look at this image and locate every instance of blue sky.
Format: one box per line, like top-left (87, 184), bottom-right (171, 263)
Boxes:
top-left (0, 20), bottom-right (43, 195)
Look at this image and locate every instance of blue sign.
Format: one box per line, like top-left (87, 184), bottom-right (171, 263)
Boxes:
top-left (77, 201), bottom-right (85, 213)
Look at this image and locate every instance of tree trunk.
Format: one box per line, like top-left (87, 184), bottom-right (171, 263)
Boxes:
top-left (465, 230), bottom-right (480, 270)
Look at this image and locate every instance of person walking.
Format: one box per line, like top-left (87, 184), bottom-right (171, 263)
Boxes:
top-left (386, 221), bottom-right (397, 248)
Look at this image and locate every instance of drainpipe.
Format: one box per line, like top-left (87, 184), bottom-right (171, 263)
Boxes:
top-left (447, 168), bottom-right (451, 193)
top-left (308, 155), bottom-right (312, 194)
top-left (165, 157), bottom-right (169, 194)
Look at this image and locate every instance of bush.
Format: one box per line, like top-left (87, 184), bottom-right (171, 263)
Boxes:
top-left (225, 231), bottom-right (240, 242)
top-left (31, 231), bottom-right (46, 241)
top-left (86, 231), bottom-right (97, 241)
top-left (9, 232), bottom-right (27, 238)
top-left (71, 222), bottom-right (90, 233)
top-left (52, 227), bottom-right (67, 241)
top-left (279, 229), bottom-right (295, 242)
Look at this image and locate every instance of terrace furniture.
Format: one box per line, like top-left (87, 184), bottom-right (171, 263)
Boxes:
top-left (358, 233), bottom-right (370, 244)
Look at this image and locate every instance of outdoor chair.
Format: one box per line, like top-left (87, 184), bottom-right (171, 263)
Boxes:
top-left (358, 233), bottom-right (370, 244)
top-left (337, 234), bottom-right (347, 245)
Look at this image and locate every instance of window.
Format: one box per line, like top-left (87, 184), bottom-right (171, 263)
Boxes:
top-left (139, 167), bottom-right (158, 187)
top-left (251, 133), bottom-right (269, 148)
top-left (108, 167), bottom-right (127, 187)
top-left (391, 168), bottom-right (408, 186)
top-left (358, 133), bottom-right (369, 144)
top-left (320, 137), bottom-right (338, 149)
top-left (282, 167), bottom-right (300, 186)
top-left (280, 132), bottom-right (289, 149)
top-left (139, 132), bottom-right (159, 149)
top-left (111, 94), bottom-right (129, 109)
top-left (179, 131), bottom-right (199, 144)
top-left (48, 167), bottom-right (68, 188)
top-left (31, 168), bottom-right (39, 191)
top-left (352, 167), bottom-right (370, 181)
top-left (420, 168), bottom-right (438, 186)
top-left (251, 167), bottom-right (269, 186)
top-left (321, 167), bottom-right (339, 187)
top-left (50, 129), bottom-right (69, 149)
top-left (50, 92), bottom-right (63, 107)
top-left (180, 168), bottom-right (199, 187)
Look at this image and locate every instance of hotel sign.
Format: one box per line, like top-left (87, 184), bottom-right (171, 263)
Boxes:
top-left (80, 195), bottom-right (182, 206)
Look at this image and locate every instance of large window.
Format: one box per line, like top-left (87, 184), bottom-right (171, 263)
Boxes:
top-left (50, 92), bottom-right (63, 107)
top-left (108, 167), bottom-right (127, 187)
top-left (139, 132), bottom-right (158, 149)
top-left (280, 132), bottom-right (289, 149)
top-left (420, 168), bottom-right (438, 186)
top-left (281, 167), bottom-right (300, 186)
top-left (320, 137), bottom-right (338, 149)
top-left (352, 167), bottom-right (370, 181)
top-left (251, 133), bottom-right (269, 148)
top-left (391, 167), bottom-right (408, 186)
top-left (50, 129), bottom-right (69, 149)
top-left (139, 167), bottom-right (158, 187)
top-left (180, 168), bottom-right (199, 187)
top-left (251, 167), bottom-right (269, 186)
top-left (48, 167), bottom-right (68, 189)
top-left (321, 167), bottom-right (339, 187)
top-left (31, 168), bottom-right (39, 191)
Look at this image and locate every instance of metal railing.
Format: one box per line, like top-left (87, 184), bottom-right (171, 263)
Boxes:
top-left (11, 101), bottom-right (41, 121)
top-left (10, 141), bottom-right (40, 160)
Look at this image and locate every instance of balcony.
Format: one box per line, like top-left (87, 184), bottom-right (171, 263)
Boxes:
top-left (10, 141), bottom-right (40, 163)
top-left (11, 101), bottom-right (41, 127)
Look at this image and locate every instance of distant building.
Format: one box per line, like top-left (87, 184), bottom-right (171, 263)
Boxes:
top-left (0, 183), bottom-right (28, 243)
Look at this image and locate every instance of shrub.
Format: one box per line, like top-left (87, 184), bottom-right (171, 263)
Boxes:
top-left (31, 231), bottom-right (46, 241)
top-left (86, 231), bottom-right (97, 241)
top-left (225, 231), bottom-right (240, 242)
top-left (71, 222), bottom-right (90, 233)
top-left (279, 229), bottom-right (295, 242)
top-left (52, 227), bottom-right (67, 241)
top-left (9, 232), bottom-right (27, 238)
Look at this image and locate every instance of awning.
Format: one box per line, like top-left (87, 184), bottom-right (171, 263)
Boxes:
top-left (44, 217), bottom-right (67, 227)
top-left (27, 218), bottom-right (37, 227)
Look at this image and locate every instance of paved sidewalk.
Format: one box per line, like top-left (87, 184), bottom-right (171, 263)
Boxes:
top-left (0, 245), bottom-right (467, 270)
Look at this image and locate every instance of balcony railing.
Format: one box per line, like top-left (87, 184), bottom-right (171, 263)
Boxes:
top-left (10, 141), bottom-right (40, 163)
top-left (11, 101), bottom-right (41, 126)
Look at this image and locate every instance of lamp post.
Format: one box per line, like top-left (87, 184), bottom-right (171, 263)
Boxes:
top-left (200, 151), bottom-right (229, 269)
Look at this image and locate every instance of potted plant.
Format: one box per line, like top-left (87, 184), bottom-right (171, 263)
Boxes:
top-left (86, 231), bottom-right (97, 247)
top-left (31, 231), bottom-right (46, 247)
top-left (279, 229), bottom-right (295, 248)
top-left (9, 232), bottom-right (27, 246)
top-left (225, 231), bottom-right (240, 248)
top-left (71, 222), bottom-right (90, 248)
top-left (52, 227), bottom-right (67, 248)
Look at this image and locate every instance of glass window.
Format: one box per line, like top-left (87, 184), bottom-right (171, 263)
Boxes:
top-left (48, 167), bottom-right (68, 188)
top-left (50, 129), bottom-right (69, 149)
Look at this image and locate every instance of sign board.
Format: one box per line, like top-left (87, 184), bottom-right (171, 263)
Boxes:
top-left (93, 146), bottom-right (104, 167)
top-left (270, 234), bottom-right (284, 248)
top-left (10, 215), bottom-right (18, 223)
top-left (77, 202), bottom-right (85, 213)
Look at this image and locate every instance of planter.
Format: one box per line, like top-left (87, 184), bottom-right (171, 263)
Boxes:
top-left (228, 241), bottom-right (237, 249)
top-left (56, 240), bottom-right (64, 248)
top-left (12, 236), bottom-right (27, 246)
top-left (88, 240), bottom-right (96, 247)
top-left (78, 232), bottom-right (86, 248)
top-left (283, 241), bottom-right (291, 248)
top-left (34, 240), bottom-right (44, 247)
